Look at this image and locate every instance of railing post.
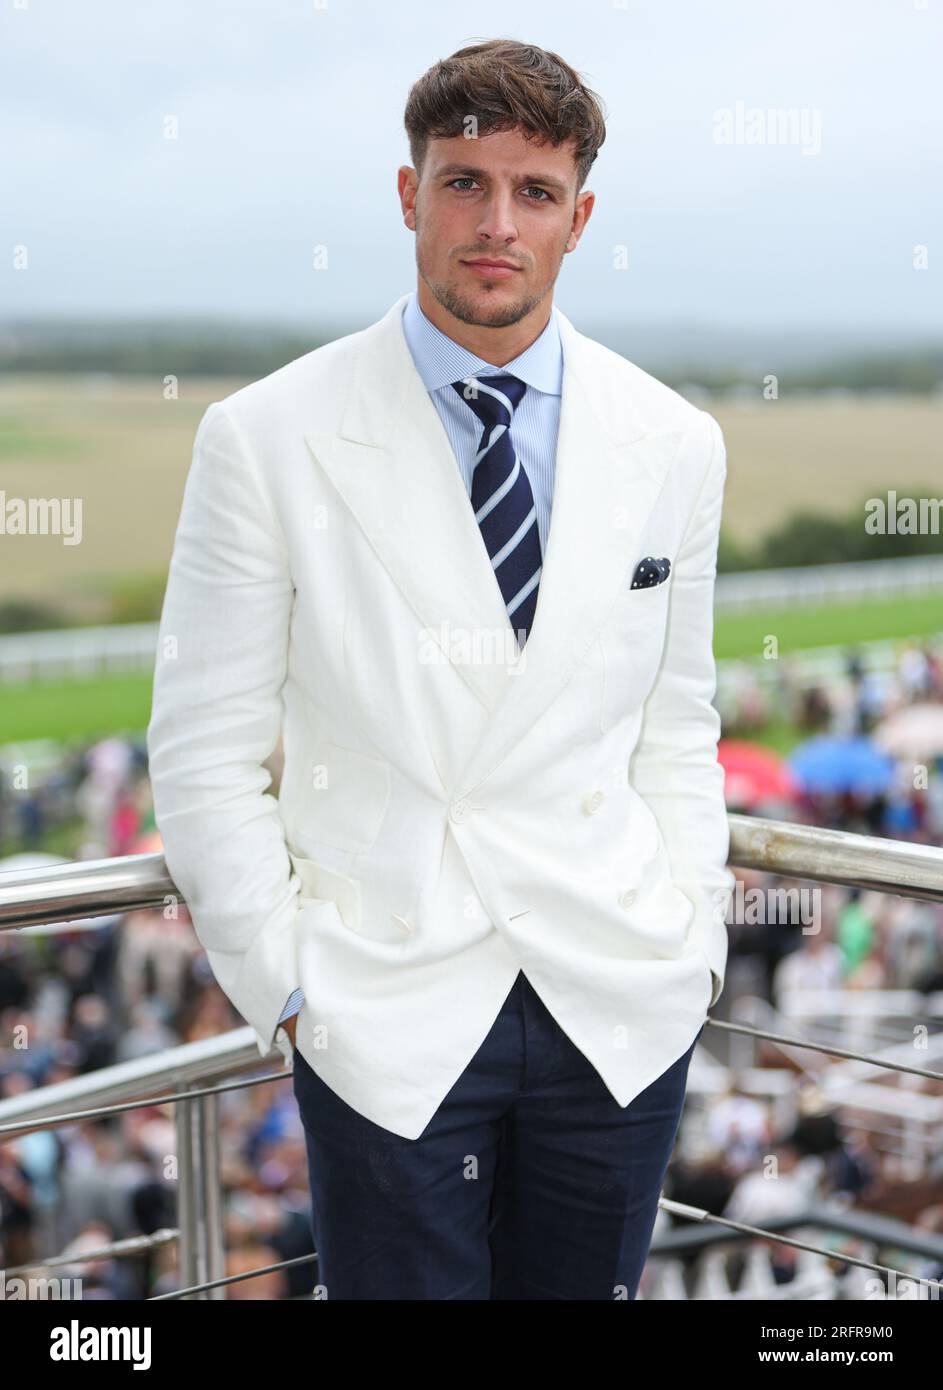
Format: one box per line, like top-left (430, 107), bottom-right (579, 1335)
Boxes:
top-left (175, 1084), bottom-right (225, 1299)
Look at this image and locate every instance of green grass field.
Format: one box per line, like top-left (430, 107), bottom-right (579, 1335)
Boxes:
top-left (2, 375), bottom-right (942, 625)
top-left (0, 672), bottom-right (155, 743)
top-left (1, 593), bottom-right (939, 745)
top-left (712, 592), bottom-right (943, 659)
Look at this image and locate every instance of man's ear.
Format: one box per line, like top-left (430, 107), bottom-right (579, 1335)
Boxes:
top-left (566, 189), bottom-right (595, 252)
top-left (398, 166), bottom-right (418, 229)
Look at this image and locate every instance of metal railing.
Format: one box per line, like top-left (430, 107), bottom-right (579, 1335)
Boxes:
top-left (1, 812), bottom-right (942, 1299)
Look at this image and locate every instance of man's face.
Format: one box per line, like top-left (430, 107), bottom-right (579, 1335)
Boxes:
top-left (399, 127), bottom-right (594, 330)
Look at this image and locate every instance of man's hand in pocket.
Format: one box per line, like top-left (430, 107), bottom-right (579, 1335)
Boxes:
top-left (281, 1013), bottom-right (298, 1047)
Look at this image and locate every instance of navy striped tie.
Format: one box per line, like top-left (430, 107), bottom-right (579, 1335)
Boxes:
top-left (451, 373), bottom-right (542, 646)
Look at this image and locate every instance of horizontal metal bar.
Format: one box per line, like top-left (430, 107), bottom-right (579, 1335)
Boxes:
top-left (0, 1026), bottom-right (269, 1134)
top-left (1, 818), bottom-right (941, 937)
top-left (1, 1015), bottom-right (940, 1142)
top-left (0, 823), bottom-right (939, 1143)
top-left (0, 1067), bottom-right (292, 1138)
top-left (727, 814), bottom-right (943, 902)
top-left (0, 852), bottom-right (176, 928)
top-left (1, 1228), bottom-right (178, 1278)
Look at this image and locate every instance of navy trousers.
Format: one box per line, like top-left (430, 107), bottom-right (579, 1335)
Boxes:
top-left (292, 969), bottom-right (702, 1300)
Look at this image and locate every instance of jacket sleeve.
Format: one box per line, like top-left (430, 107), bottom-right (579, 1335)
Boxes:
top-left (146, 400), bottom-right (304, 1057)
top-left (627, 410), bottom-right (735, 1007)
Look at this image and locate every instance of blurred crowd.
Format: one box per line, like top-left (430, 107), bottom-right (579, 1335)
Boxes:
top-left (721, 636), bottom-right (943, 745)
top-left (0, 735), bottom-right (312, 1298)
top-left (720, 637), bottom-right (943, 841)
top-left (659, 635), bottom-right (943, 1296)
top-left (650, 863), bottom-right (943, 1297)
top-left (1, 634), bottom-right (942, 1298)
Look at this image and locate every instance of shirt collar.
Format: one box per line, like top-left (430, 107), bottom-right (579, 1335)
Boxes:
top-left (401, 288), bottom-right (563, 397)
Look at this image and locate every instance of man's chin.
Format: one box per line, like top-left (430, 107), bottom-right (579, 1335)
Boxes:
top-left (434, 282), bottom-right (539, 329)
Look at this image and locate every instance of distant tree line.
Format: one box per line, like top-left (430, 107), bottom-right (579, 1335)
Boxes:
top-left (0, 321), bottom-right (340, 378)
top-left (718, 485), bottom-right (943, 571)
top-left (2, 322), bottom-right (942, 392)
top-left (691, 352), bottom-right (943, 394)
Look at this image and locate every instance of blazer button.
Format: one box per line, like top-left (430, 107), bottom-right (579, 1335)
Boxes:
top-left (582, 789), bottom-right (604, 815)
top-left (449, 800), bottom-right (469, 825)
top-left (619, 888), bottom-right (638, 910)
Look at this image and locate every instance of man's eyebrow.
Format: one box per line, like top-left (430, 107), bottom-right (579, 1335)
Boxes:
top-left (433, 163), bottom-right (569, 195)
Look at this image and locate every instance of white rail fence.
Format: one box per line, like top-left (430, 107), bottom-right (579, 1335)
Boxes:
top-left (0, 553), bottom-right (941, 687)
top-left (715, 554), bottom-right (943, 613)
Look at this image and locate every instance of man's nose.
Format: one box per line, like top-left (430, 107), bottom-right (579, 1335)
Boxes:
top-left (475, 190), bottom-right (518, 244)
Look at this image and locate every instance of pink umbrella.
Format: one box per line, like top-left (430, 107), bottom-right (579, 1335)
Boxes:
top-left (717, 739), bottom-right (801, 810)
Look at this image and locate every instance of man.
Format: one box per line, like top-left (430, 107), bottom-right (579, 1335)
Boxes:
top-left (147, 38), bottom-right (734, 1300)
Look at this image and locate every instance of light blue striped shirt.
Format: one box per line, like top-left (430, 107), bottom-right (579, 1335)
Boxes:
top-left (276, 290), bottom-right (565, 1032)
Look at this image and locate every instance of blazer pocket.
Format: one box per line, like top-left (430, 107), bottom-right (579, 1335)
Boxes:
top-left (289, 851), bottom-right (410, 946)
top-left (289, 851), bottom-right (362, 934)
top-left (622, 568), bottom-right (672, 601)
top-left (301, 739), bottom-right (392, 853)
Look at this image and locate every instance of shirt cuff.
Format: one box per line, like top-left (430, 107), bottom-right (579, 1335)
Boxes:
top-left (276, 988), bottom-right (304, 1024)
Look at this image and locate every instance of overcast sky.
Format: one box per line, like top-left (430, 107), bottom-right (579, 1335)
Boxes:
top-left (3, 0), bottom-right (941, 342)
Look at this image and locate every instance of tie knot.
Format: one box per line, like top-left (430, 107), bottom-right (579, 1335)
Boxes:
top-left (450, 372), bottom-right (527, 430)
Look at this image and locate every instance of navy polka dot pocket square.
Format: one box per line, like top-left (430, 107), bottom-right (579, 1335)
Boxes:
top-left (629, 555), bottom-right (671, 590)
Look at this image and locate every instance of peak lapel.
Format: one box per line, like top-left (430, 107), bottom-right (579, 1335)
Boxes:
top-left (451, 310), bottom-right (684, 798)
top-left (304, 296), bottom-right (514, 713)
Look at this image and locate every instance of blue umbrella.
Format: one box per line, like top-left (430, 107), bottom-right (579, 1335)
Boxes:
top-left (787, 734), bottom-right (897, 796)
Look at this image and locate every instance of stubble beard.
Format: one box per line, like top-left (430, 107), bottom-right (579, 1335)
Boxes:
top-left (415, 239), bottom-right (565, 329)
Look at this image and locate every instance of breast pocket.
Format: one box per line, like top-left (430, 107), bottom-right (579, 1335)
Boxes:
top-left (598, 578), bottom-right (673, 732)
top-left (301, 739), bottom-right (392, 853)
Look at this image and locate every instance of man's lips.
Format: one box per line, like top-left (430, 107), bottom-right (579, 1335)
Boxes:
top-left (460, 258), bottom-right (522, 279)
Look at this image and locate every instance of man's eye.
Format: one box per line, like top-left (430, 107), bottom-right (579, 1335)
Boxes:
top-left (523, 187), bottom-right (551, 201)
top-left (448, 178), bottom-right (478, 191)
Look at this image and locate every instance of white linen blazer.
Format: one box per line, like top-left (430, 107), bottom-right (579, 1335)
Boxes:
top-left (146, 292), bottom-right (735, 1139)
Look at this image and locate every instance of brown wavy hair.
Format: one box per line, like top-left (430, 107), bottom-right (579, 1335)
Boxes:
top-left (404, 39), bottom-right (607, 194)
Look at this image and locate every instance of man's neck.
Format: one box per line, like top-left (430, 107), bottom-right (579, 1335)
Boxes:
top-left (416, 279), bottom-right (552, 366)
